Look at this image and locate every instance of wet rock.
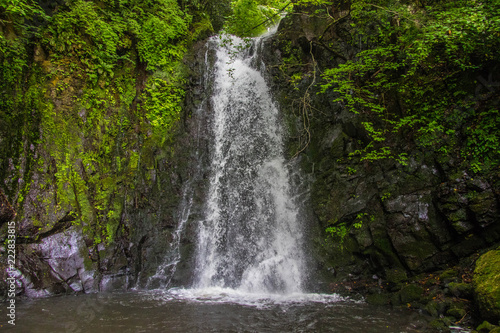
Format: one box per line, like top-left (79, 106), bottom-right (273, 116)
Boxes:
top-left (425, 299), bottom-right (452, 318)
top-left (18, 226), bottom-right (96, 296)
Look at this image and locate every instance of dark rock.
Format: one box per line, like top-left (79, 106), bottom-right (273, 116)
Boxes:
top-left (0, 189), bottom-right (16, 225)
top-left (17, 226), bottom-right (96, 296)
top-left (385, 268), bottom-right (408, 284)
top-left (366, 292), bottom-right (390, 306)
top-left (448, 282), bottom-right (474, 299)
top-left (429, 319), bottom-right (450, 331)
top-left (447, 307), bottom-right (467, 320)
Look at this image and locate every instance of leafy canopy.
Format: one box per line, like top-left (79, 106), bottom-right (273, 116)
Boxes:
top-left (225, 0), bottom-right (291, 37)
top-left (319, 0), bottom-right (500, 173)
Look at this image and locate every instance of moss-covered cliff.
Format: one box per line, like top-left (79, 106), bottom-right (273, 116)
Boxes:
top-left (0, 0), bottom-right (231, 295)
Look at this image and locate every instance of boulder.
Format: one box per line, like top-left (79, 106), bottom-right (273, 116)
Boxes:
top-left (474, 249), bottom-right (500, 323)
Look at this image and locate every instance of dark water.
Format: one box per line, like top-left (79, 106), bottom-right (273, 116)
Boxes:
top-left (1, 289), bottom-right (444, 333)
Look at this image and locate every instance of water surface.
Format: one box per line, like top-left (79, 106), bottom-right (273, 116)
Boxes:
top-left (3, 289), bottom-right (437, 332)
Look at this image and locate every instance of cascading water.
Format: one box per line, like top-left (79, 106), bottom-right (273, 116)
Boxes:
top-left (7, 30), bottom-right (454, 333)
top-left (193, 31), bottom-right (307, 295)
top-left (8, 29), bottom-right (440, 333)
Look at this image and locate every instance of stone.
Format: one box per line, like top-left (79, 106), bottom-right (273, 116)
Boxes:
top-left (448, 282), bottom-right (474, 299)
top-left (447, 307), bottom-right (467, 320)
top-left (440, 268), bottom-right (459, 282)
top-left (18, 227), bottom-right (96, 296)
top-left (385, 268), bottom-right (408, 284)
top-left (474, 249), bottom-right (500, 323)
top-left (477, 321), bottom-right (498, 333)
top-left (0, 189), bottom-right (16, 225)
top-left (429, 319), bottom-right (449, 331)
top-left (366, 293), bottom-right (390, 306)
top-left (425, 301), bottom-right (440, 317)
top-left (399, 284), bottom-right (424, 303)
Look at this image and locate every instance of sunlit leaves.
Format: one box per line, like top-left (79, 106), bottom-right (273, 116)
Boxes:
top-left (224, 0), bottom-right (288, 37)
top-left (319, 0), bottom-right (500, 172)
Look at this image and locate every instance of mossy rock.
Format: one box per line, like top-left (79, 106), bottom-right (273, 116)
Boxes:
top-left (425, 301), bottom-right (441, 317)
top-left (399, 284), bottom-right (425, 303)
top-left (386, 268), bottom-right (408, 284)
top-left (390, 292), bottom-right (402, 306)
top-left (477, 320), bottom-right (498, 333)
top-left (474, 249), bottom-right (500, 323)
top-left (448, 282), bottom-right (474, 299)
top-left (429, 319), bottom-right (449, 331)
top-left (366, 293), bottom-right (390, 306)
top-left (447, 307), bottom-right (467, 320)
top-left (426, 299), bottom-right (453, 318)
top-left (440, 268), bottom-right (459, 282)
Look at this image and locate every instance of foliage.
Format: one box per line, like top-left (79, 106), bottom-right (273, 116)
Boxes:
top-left (325, 212), bottom-right (369, 249)
top-left (319, 0), bottom-right (500, 173)
top-left (0, 0), bottom-right (47, 27)
top-left (225, 0), bottom-right (290, 37)
top-left (43, 0), bottom-right (191, 75)
top-left (0, 0), bottom-right (48, 201)
top-left (178, 0), bottom-right (232, 32)
top-left (0, 0), bottom-right (216, 247)
top-left (141, 75), bottom-right (186, 145)
top-left (133, 1), bottom-right (191, 70)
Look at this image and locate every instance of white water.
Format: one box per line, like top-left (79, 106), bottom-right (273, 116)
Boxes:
top-left (193, 31), bottom-right (307, 296)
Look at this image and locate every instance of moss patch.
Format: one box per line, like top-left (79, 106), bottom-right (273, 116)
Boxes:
top-left (473, 249), bottom-right (500, 323)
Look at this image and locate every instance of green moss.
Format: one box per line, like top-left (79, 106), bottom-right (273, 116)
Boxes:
top-left (429, 319), bottom-right (448, 331)
top-left (386, 268), bottom-right (408, 284)
top-left (447, 307), bottom-right (467, 320)
top-left (448, 282), bottom-right (473, 299)
top-left (366, 293), bottom-right (390, 306)
top-left (440, 268), bottom-right (459, 281)
top-left (474, 249), bottom-right (500, 323)
top-left (477, 321), bottom-right (498, 332)
top-left (399, 284), bottom-right (424, 303)
top-left (449, 209), bottom-right (467, 223)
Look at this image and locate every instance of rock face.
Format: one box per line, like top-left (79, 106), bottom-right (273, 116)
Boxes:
top-left (18, 226), bottom-right (95, 297)
top-left (474, 249), bottom-right (500, 323)
top-left (0, 30), bottom-right (208, 298)
top-left (259, 5), bottom-right (500, 297)
top-left (0, 190), bottom-right (16, 225)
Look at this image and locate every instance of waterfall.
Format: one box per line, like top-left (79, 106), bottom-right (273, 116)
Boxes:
top-left (193, 31), bottom-right (307, 295)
